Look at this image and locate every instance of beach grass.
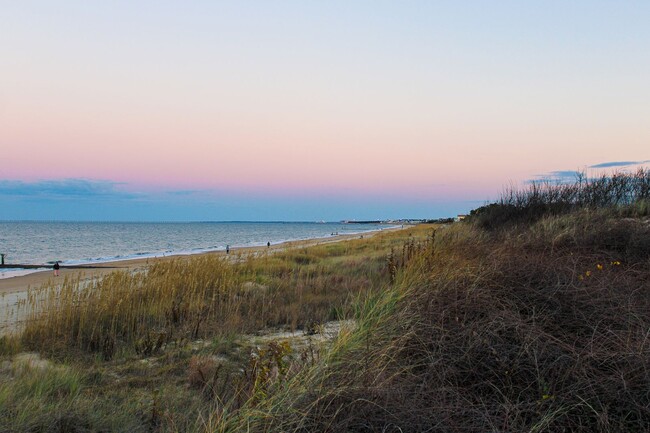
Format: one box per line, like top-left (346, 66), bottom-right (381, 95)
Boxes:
top-left (1, 226), bottom-right (429, 432)
top-left (213, 204), bottom-right (649, 432)
top-left (14, 230), bottom-right (407, 360)
top-left (1, 173), bottom-right (650, 432)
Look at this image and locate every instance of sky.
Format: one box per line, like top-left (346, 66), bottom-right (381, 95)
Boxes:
top-left (1, 1), bottom-right (649, 221)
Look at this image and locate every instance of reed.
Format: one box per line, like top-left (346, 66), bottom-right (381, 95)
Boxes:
top-left (218, 179), bottom-right (650, 432)
top-left (14, 227), bottom-right (419, 360)
top-left (6, 200), bottom-right (646, 432)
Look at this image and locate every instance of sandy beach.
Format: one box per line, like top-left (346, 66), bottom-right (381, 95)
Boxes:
top-left (0, 229), bottom-right (391, 295)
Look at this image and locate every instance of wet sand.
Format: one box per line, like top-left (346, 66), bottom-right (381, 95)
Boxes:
top-left (0, 229), bottom-right (390, 295)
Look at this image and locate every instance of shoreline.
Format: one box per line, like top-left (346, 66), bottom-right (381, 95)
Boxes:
top-left (0, 226), bottom-right (403, 295)
top-left (0, 224), bottom-right (398, 273)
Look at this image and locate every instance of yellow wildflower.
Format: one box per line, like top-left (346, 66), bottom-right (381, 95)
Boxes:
top-left (596, 264), bottom-right (603, 270)
top-left (585, 271), bottom-right (591, 277)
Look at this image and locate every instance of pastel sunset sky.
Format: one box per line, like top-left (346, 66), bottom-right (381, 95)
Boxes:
top-left (1, 1), bottom-right (649, 221)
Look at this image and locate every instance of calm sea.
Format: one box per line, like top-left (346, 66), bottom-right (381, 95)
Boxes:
top-left (0, 221), bottom-right (394, 278)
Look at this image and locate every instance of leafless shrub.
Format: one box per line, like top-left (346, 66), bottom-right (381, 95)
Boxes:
top-left (472, 169), bottom-right (650, 229)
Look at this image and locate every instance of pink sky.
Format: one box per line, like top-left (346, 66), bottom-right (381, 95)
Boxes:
top-left (1, 1), bottom-right (649, 220)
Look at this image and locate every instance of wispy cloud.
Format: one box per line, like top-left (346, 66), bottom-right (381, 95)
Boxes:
top-left (164, 189), bottom-right (206, 197)
top-left (527, 170), bottom-right (582, 184)
top-left (0, 179), bottom-right (139, 199)
top-left (589, 160), bottom-right (650, 168)
top-left (527, 160), bottom-right (650, 185)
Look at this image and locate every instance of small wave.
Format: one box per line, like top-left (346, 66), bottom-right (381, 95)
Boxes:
top-left (3, 223), bottom-right (398, 271)
top-left (0, 268), bottom-right (51, 280)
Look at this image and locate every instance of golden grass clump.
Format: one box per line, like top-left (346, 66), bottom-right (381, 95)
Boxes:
top-left (21, 256), bottom-right (238, 358)
top-left (16, 227), bottom-right (427, 360)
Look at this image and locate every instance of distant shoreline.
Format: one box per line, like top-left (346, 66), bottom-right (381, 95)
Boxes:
top-left (0, 225), bottom-right (407, 294)
top-left (0, 222), bottom-right (401, 278)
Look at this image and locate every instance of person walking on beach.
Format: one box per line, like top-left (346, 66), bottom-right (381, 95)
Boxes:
top-left (226, 245), bottom-right (230, 254)
top-left (267, 241), bottom-right (270, 248)
top-left (53, 261), bottom-right (60, 277)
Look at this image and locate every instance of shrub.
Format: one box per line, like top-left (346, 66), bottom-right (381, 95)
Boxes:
top-left (230, 211), bottom-right (650, 432)
top-left (470, 169), bottom-right (650, 229)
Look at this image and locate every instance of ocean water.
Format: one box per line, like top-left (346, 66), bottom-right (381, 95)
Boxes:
top-left (0, 221), bottom-right (394, 278)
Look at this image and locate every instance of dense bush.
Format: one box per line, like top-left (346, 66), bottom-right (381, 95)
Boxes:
top-left (470, 169), bottom-right (650, 229)
top-left (233, 183), bottom-right (650, 432)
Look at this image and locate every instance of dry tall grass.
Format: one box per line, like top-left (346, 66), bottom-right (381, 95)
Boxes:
top-left (2, 228), bottom-right (429, 432)
top-left (217, 197), bottom-right (650, 431)
top-left (4, 193), bottom-right (649, 432)
top-left (14, 229), bottom-right (411, 360)
top-left (21, 257), bottom-right (237, 358)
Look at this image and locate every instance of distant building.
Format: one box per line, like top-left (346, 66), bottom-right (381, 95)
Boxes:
top-left (455, 214), bottom-right (468, 222)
